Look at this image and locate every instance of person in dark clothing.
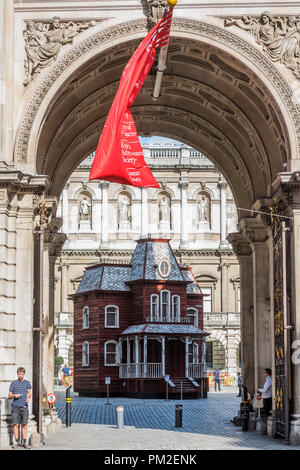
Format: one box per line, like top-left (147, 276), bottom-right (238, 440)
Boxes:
top-left (214, 368), bottom-right (221, 391)
top-left (237, 372), bottom-right (242, 397)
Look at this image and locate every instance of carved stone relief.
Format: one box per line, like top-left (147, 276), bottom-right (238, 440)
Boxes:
top-left (23, 17), bottom-right (98, 86)
top-left (146, 0), bottom-right (168, 24)
top-left (224, 12), bottom-right (300, 80)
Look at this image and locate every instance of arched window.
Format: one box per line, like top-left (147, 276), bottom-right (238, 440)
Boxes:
top-left (105, 341), bottom-right (119, 366)
top-left (105, 305), bottom-right (119, 328)
top-left (82, 306), bottom-right (89, 329)
top-left (82, 341), bottom-right (89, 367)
top-left (187, 308), bottom-right (198, 327)
top-left (160, 290), bottom-right (170, 320)
top-left (151, 294), bottom-right (159, 320)
top-left (172, 295), bottom-right (180, 321)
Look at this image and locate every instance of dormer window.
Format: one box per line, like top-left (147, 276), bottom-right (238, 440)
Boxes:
top-left (158, 259), bottom-right (171, 278)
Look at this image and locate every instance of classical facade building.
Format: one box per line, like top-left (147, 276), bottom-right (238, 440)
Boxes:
top-left (54, 139), bottom-right (241, 379)
top-left (2, 0), bottom-right (300, 446)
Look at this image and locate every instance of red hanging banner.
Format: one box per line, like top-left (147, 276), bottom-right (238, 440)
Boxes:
top-left (89, 8), bottom-right (174, 188)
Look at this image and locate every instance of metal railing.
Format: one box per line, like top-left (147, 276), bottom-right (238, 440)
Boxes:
top-left (119, 363), bottom-right (162, 379)
top-left (188, 363), bottom-right (203, 378)
top-left (145, 316), bottom-right (193, 324)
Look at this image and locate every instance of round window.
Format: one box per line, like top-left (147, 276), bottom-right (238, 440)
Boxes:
top-left (158, 260), bottom-right (171, 278)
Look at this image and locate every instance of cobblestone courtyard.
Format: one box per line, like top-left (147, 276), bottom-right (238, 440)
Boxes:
top-left (24, 387), bottom-right (299, 450)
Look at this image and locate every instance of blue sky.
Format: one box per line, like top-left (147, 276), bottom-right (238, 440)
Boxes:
top-left (138, 136), bottom-right (183, 146)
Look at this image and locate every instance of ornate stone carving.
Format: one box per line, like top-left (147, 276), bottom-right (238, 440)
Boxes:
top-left (23, 17), bottom-right (97, 86)
top-left (147, 0), bottom-right (168, 24)
top-left (224, 12), bottom-right (300, 80)
top-left (15, 18), bottom-right (300, 165)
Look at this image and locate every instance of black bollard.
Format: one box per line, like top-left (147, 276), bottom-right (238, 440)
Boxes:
top-left (66, 386), bottom-right (72, 427)
top-left (175, 404), bottom-right (182, 427)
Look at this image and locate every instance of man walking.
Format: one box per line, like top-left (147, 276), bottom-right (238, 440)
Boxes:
top-left (9, 367), bottom-right (32, 449)
top-left (257, 368), bottom-right (272, 419)
top-left (214, 368), bottom-right (221, 391)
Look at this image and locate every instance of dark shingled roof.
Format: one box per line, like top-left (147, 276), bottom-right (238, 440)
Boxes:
top-left (75, 239), bottom-right (199, 295)
top-left (121, 323), bottom-right (208, 336)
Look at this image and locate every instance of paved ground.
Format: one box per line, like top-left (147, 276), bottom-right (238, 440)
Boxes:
top-left (17, 387), bottom-right (299, 450)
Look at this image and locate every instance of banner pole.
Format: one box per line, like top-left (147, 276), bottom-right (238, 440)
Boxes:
top-left (152, 1), bottom-right (177, 100)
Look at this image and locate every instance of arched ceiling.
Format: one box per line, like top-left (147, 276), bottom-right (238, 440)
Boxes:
top-left (36, 36), bottom-right (289, 211)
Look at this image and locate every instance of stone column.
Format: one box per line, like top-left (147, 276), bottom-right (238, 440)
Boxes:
top-left (179, 181), bottom-right (189, 248)
top-left (61, 184), bottom-right (69, 236)
top-left (100, 182), bottom-right (109, 247)
top-left (240, 218), bottom-right (272, 392)
top-left (60, 262), bottom-right (70, 314)
top-left (219, 180), bottom-right (228, 248)
top-left (228, 232), bottom-right (255, 393)
top-left (141, 188), bottom-right (148, 237)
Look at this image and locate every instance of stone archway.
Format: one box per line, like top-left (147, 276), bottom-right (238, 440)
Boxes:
top-left (5, 15), bottom-right (300, 444)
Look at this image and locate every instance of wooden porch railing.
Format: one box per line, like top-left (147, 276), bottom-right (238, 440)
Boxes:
top-left (119, 363), bottom-right (162, 379)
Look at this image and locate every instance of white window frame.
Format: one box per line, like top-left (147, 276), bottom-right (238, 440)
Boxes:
top-left (82, 306), bottom-right (89, 329)
top-left (172, 295), bottom-right (180, 321)
top-left (158, 259), bottom-right (171, 278)
top-left (187, 307), bottom-right (198, 327)
top-left (104, 341), bottom-right (119, 366)
top-left (160, 290), bottom-right (170, 321)
top-left (201, 287), bottom-right (212, 313)
top-left (151, 294), bottom-right (159, 321)
top-left (82, 341), bottom-right (89, 367)
top-left (105, 305), bottom-right (119, 328)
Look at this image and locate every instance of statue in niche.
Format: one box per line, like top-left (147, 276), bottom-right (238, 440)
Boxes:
top-left (23, 17), bottom-right (97, 85)
top-left (79, 196), bottom-right (91, 221)
top-left (198, 195), bottom-right (209, 222)
top-left (224, 12), bottom-right (300, 79)
top-left (119, 195), bottom-right (130, 223)
top-left (159, 195), bottom-right (170, 222)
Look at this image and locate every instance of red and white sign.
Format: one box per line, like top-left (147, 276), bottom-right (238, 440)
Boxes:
top-left (47, 393), bottom-right (57, 404)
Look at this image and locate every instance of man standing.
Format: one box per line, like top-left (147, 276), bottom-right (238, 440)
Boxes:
top-left (214, 368), bottom-right (221, 392)
top-left (257, 368), bottom-right (272, 419)
top-left (62, 364), bottom-right (70, 377)
top-left (9, 367), bottom-right (32, 449)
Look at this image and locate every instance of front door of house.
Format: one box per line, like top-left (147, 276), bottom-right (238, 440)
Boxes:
top-left (165, 339), bottom-right (183, 377)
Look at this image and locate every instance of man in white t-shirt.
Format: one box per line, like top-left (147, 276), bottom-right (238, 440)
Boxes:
top-left (257, 368), bottom-right (272, 419)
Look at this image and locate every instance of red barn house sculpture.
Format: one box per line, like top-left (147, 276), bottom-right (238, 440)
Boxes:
top-left (73, 238), bottom-right (209, 398)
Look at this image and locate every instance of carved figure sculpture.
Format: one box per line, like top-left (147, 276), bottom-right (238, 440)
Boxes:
top-left (23, 17), bottom-right (97, 85)
top-left (199, 195), bottom-right (209, 222)
top-left (79, 196), bottom-right (91, 221)
top-left (119, 196), bottom-right (130, 222)
top-left (224, 12), bottom-right (300, 79)
top-left (159, 195), bottom-right (169, 222)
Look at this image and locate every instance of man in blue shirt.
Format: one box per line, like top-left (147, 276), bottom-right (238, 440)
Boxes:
top-left (214, 368), bottom-right (221, 391)
top-left (9, 367), bottom-right (32, 449)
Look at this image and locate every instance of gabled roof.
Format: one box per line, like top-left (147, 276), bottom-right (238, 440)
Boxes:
top-left (130, 239), bottom-right (185, 282)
